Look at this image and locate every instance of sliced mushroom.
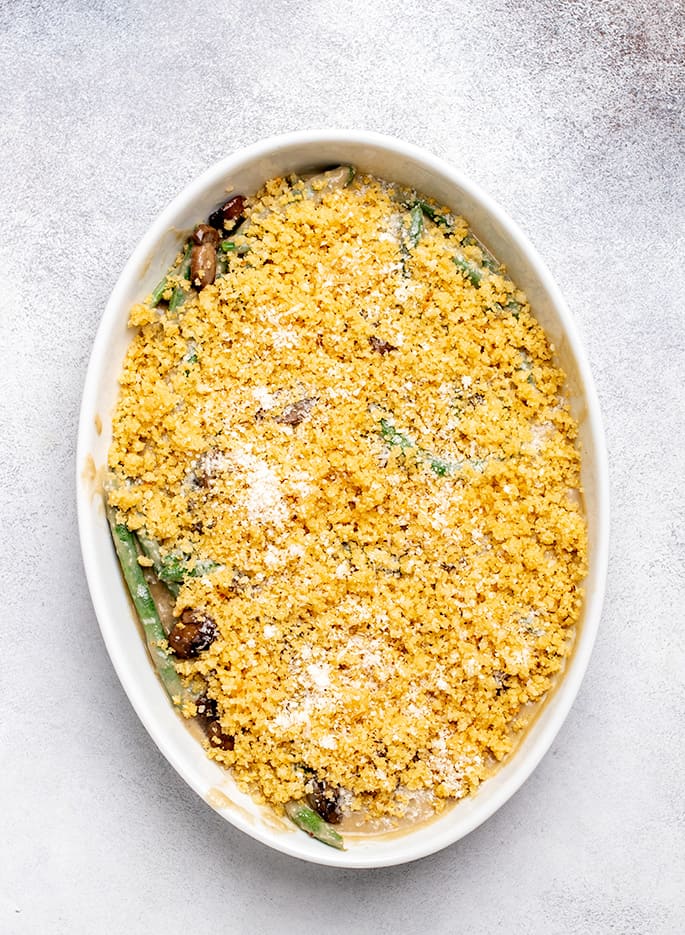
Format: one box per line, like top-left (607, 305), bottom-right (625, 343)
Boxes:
top-left (369, 335), bottom-right (398, 355)
top-left (307, 778), bottom-right (343, 824)
top-left (195, 695), bottom-right (218, 721)
top-left (190, 243), bottom-right (217, 289)
top-left (277, 397), bottom-right (316, 426)
top-left (208, 195), bottom-right (246, 233)
top-left (206, 720), bottom-right (235, 751)
top-left (195, 695), bottom-right (235, 750)
top-left (169, 609), bottom-right (217, 658)
top-left (192, 224), bottom-right (221, 247)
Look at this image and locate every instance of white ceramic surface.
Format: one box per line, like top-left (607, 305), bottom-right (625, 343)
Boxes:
top-left (76, 130), bottom-right (609, 868)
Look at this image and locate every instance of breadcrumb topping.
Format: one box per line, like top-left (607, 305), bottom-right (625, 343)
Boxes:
top-left (108, 173), bottom-right (587, 821)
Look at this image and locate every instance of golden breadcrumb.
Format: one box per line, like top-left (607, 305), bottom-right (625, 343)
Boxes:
top-left (108, 172), bottom-right (587, 822)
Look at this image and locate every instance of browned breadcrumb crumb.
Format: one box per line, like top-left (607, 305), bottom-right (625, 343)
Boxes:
top-left (108, 173), bottom-right (587, 822)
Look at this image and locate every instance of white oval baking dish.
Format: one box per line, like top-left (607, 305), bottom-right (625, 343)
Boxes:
top-left (76, 130), bottom-right (609, 867)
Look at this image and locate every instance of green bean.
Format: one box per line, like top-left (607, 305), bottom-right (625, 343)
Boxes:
top-left (135, 529), bottom-right (180, 598)
top-left (412, 199), bottom-right (453, 230)
top-left (149, 243), bottom-right (192, 309)
top-left (157, 552), bottom-right (220, 586)
top-left (507, 299), bottom-right (522, 319)
top-left (380, 417), bottom-right (414, 451)
top-left (181, 342), bottom-right (198, 367)
top-left (463, 233), bottom-right (500, 273)
top-left (169, 245), bottom-right (193, 310)
top-left (168, 286), bottom-right (186, 313)
top-left (178, 243), bottom-right (192, 280)
top-left (306, 164), bottom-right (356, 193)
top-left (220, 238), bottom-right (250, 256)
top-left (284, 801), bottom-right (345, 850)
top-left (379, 415), bottom-right (485, 476)
top-left (491, 297), bottom-right (522, 320)
top-left (297, 165), bottom-right (356, 201)
top-left (428, 456), bottom-right (453, 477)
top-left (150, 277), bottom-right (170, 307)
top-left (453, 227), bottom-right (508, 288)
top-left (215, 253), bottom-right (228, 278)
top-left (407, 204), bottom-right (424, 248)
top-left (158, 553), bottom-right (187, 584)
top-left (399, 204), bottom-right (426, 276)
top-left (105, 503), bottom-right (193, 707)
top-left (380, 417), bottom-right (454, 475)
top-left (480, 252), bottom-right (500, 273)
top-left (518, 348), bottom-right (536, 385)
top-left (452, 251), bottom-right (484, 288)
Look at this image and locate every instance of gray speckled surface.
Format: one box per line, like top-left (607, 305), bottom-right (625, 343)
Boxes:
top-left (1, 1), bottom-right (683, 932)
